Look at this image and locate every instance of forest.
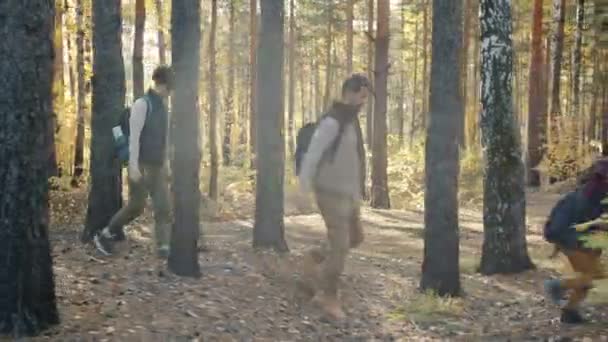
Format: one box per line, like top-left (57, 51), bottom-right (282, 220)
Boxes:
top-left (1, 0), bottom-right (608, 340)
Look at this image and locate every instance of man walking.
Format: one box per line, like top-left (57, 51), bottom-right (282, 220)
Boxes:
top-left (298, 74), bottom-right (370, 320)
top-left (95, 66), bottom-right (173, 258)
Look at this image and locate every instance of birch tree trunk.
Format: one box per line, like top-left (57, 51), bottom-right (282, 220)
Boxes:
top-left (479, 0), bottom-right (534, 275)
top-left (420, 0), bottom-right (462, 297)
top-left (0, 0), bottom-right (60, 335)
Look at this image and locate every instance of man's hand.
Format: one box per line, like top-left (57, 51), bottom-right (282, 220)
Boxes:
top-left (129, 164), bottom-right (142, 183)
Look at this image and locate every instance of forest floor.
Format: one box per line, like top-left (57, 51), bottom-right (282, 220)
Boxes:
top-left (32, 186), bottom-right (608, 341)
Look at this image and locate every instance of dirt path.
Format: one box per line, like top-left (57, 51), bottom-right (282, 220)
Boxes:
top-left (36, 191), bottom-right (608, 341)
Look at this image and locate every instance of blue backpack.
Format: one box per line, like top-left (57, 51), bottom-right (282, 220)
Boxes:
top-left (113, 96), bottom-right (152, 165)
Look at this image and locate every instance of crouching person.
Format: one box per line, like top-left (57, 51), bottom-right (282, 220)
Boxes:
top-left (543, 159), bottom-right (608, 324)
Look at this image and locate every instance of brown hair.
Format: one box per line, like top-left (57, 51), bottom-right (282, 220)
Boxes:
top-left (341, 74), bottom-right (371, 96)
top-left (152, 65), bottom-right (174, 90)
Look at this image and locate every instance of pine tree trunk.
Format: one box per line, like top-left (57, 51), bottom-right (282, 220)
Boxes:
top-left (544, 35), bottom-right (552, 134)
top-left (254, 0), bottom-right (289, 252)
top-left (346, 0), bottom-right (354, 75)
top-left (421, 0), bottom-right (429, 130)
top-left (461, 0), bottom-right (470, 148)
top-left (420, 0), bottom-right (462, 297)
top-left (371, 0), bottom-right (390, 210)
top-left (287, 0), bottom-right (296, 156)
top-left (409, 20), bottom-right (419, 149)
top-left (133, 0), bottom-right (146, 99)
top-left (479, 0), bottom-right (534, 275)
top-left (526, 0), bottom-right (545, 186)
top-left (72, 0), bottom-right (86, 187)
top-left (0, 1), bottom-right (60, 335)
top-left (169, 0), bottom-right (202, 277)
top-left (589, 38), bottom-right (600, 142)
top-left (208, 0), bottom-right (219, 200)
top-left (155, 0), bottom-right (166, 65)
top-left (471, 0), bottom-right (481, 146)
top-left (549, 0), bottom-right (566, 134)
top-left (366, 0), bottom-right (374, 147)
top-left (83, 0), bottom-right (125, 242)
top-left (572, 0), bottom-right (584, 121)
top-left (223, 0), bottom-right (235, 166)
top-left (323, 1), bottom-right (333, 109)
top-left (51, 0), bottom-right (64, 177)
top-left (66, 0), bottom-right (77, 101)
top-left (249, 0), bottom-right (258, 168)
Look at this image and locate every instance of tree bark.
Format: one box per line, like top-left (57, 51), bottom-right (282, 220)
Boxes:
top-left (420, 0), bottom-right (462, 297)
top-left (323, 1), bottom-right (334, 109)
top-left (526, 0), bottom-right (545, 186)
top-left (370, 0), bottom-right (390, 209)
top-left (409, 20), bottom-right (419, 149)
top-left (223, 0), bottom-right (235, 166)
top-left (461, 0), bottom-right (470, 148)
top-left (421, 0), bottom-right (429, 130)
top-left (0, 0), bottom-right (60, 335)
top-left (479, 0), bottom-right (534, 275)
top-left (398, 0), bottom-right (406, 147)
top-left (572, 0), bottom-right (584, 121)
top-left (346, 0), bottom-right (354, 75)
top-left (72, 0), bottom-right (86, 187)
top-left (249, 0), bottom-right (258, 168)
top-left (208, 0), bottom-right (219, 200)
top-left (83, 0), bottom-right (125, 242)
top-left (133, 0), bottom-right (146, 99)
top-left (169, 0), bottom-right (202, 277)
top-left (253, 0), bottom-right (289, 252)
top-left (366, 0), bottom-right (374, 147)
top-left (549, 0), bottom-right (566, 134)
top-left (155, 0), bottom-right (166, 65)
top-left (51, 0), bottom-right (64, 178)
top-left (288, 0), bottom-right (297, 156)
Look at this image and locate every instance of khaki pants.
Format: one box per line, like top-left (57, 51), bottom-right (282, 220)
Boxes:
top-left (561, 248), bottom-right (606, 309)
top-left (108, 164), bottom-right (171, 249)
top-left (309, 190), bottom-right (363, 297)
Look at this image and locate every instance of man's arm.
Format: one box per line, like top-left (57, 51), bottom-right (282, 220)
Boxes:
top-left (299, 117), bottom-right (339, 192)
top-left (128, 98), bottom-right (148, 177)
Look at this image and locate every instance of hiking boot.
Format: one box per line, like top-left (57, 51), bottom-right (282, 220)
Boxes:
top-left (561, 308), bottom-right (587, 324)
top-left (94, 227), bottom-right (116, 256)
top-left (312, 293), bottom-right (346, 321)
top-left (544, 279), bottom-right (565, 306)
top-left (157, 245), bottom-right (170, 259)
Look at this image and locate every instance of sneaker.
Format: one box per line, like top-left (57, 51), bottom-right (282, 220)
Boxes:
top-left (157, 245), bottom-right (170, 259)
top-left (94, 227), bottom-right (115, 256)
top-left (544, 279), bottom-right (565, 306)
top-left (561, 308), bottom-right (587, 324)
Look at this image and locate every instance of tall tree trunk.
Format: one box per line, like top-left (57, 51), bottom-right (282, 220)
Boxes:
top-left (223, 0), bottom-right (235, 166)
top-left (133, 0), bottom-right (146, 99)
top-left (526, 0), bottom-right (545, 186)
top-left (169, 0), bottom-right (202, 277)
top-left (155, 0), bottom-right (166, 65)
top-left (461, 0), bottom-right (470, 148)
top-left (366, 0), bottom-right (374, 146)
top-left (371, 0), bottom-right (390, 209)
top-left (589, 27), bottom-right (600, 142)
top-left (0, 0), bottom-right (59, 335)
top-left (572, 0), bottom-right (584, 121)
top-left (602, 53), bottom-right (608, 155)
top-left (323, 1), bottom-right (334, 108)
top-left (83, 0), bottom-right (125, 242)
top-left (254, 0), bottom-right (289, 252)
top-left (471, 0), bottom-right (481, 146)
top-left (287, 0), bottom-right (296, 156)
top-left (420, 0), bottom-right (462, 297)
top-left (208, 0), bottom-right (219, 200)
top-left (398, 0), bottom-right (406, 147)
top-left (301, 64), bottom-right (308, 124)
top-left (421, 0), bottom-right (429, 130)
top-left (479, 0), bottom-right (534, 275)
top-left (249, 0), bottom-right (258, 167)
top-left (346, 0), bottom-right (354, 75)
top-left (51, 0), bottom-right (64, 177)
top-left (549, 0), bottom-right (566, 136)
top-left (544, 35), bottom-right (552, 135)
top-left (66, 0), bottom-right (77, 100)
top-left (72, 0), bottom-right (86, 187)
top-left (409, 20), bottom-right (419, 149)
